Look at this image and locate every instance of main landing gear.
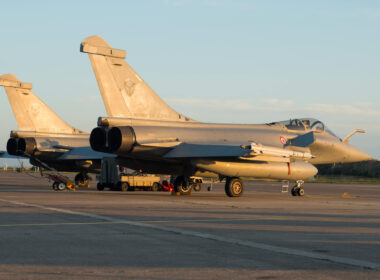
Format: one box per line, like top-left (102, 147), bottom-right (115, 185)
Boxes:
top-left (225, 177), bottom-right (244, 197)
top-left (173, 177), bottom-right (203, 195)
top-left (173, 176), bottom-right (193, 195)
top-left (291, 180), bottom-right (305, 197)
top-left (173, 176), bottom-right (244, 197)
top-left (75, 172), bottom-right (90, 188)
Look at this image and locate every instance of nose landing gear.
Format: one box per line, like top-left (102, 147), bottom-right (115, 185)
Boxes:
top-left (291, 180), bottom-right (305, 196)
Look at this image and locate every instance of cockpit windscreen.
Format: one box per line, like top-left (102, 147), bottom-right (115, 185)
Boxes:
top-left (277, 118), bottom-right (324, 131)
top-left (269, 118), bottom-right (339, 138)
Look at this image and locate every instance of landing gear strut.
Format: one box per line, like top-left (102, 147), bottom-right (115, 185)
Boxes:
top-left (75, 172), bottom-right (90, 188)
top-left (225, 177), bottom-right (244, 197)
top-left (291, 180), bottom-right (305, 197)
top-left (173, 176), bottom-right (193, 195)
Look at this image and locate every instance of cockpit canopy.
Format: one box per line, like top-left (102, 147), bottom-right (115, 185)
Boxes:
top-left (279, 118), bottom-right (324, 131)
top-left (273, 118), bottom-right (338, 138)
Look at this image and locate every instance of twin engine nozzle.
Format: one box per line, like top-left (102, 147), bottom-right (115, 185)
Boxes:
top-left (7, 137), bottom-right (36, 156)
top-left (90, 126), bottom-right (136, 154)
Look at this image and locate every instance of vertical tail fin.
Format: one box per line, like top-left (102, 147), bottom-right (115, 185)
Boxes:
top-left (0, 74), bottom-right (82, 134)
top-left (81, 36), bottom-right (194, 122)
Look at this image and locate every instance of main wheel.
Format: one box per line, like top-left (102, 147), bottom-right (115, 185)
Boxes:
top-left (225, 177), bottom-right (243, 197)
top-left (121, 182), bottom-right (129, 192)
top-left (151, 182), bottom-right (160, 192)
top-left (75, 173), bottom-right (89, 188)
top-left (97, 183), bottom-right (104, 191)
top-left (52, 182), bottom-right (58, 190)
top-left (193, 183), bottom-right (201, 192)
top-left (174, 176), bottom-right (192, 195)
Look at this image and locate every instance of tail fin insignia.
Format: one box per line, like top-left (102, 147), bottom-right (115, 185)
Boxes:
top-left (0, 74), bottom-right (83, 134)
top-left (81, 36), bottom-right (194, 122)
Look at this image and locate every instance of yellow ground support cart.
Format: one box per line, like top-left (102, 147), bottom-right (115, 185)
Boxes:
top-left (96, 157), bottom-right (161, 191)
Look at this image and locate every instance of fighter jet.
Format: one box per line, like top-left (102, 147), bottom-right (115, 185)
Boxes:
top-left (0, 74), bottom-right (111, 187)
top-left (81, 36), bottom-right (371, 197)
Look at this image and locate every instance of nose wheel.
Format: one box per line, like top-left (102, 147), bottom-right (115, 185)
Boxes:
top-left (291, 180), bottom-right (305, 197)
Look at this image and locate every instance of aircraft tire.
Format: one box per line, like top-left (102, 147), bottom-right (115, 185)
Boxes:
top-left (291, 187), bottom-right (298, 196)
top-left (75, 173), bottom-right (90, 188)
top-left (121, 182), bottom-right (129, 192)
top-left (152, 182), bottom-right (160, 192)
top-left (52, 182), bottom-right (58, 190)
top-left (225, 177), bottom-right (243, 197)
top-left (174, 176), bottom-right (192, 195)
top-left (97, 183), bottom-right (104, 191)
top-left (297, 187), bottom-right (305, 196)
top-left (193, 183), bottom-right (201, 192)
top-left (77, 180), bottom-right (89, 188)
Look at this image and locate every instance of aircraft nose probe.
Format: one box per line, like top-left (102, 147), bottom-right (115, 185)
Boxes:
top-left (342, 129), bottom-right (366, 143)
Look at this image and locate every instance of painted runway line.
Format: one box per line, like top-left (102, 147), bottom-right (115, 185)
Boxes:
top-left (1, 198), bottom-right (379, 270)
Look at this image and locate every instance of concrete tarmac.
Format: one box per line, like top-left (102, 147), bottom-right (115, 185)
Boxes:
top-left (0, 172), bottom-right (379, 279)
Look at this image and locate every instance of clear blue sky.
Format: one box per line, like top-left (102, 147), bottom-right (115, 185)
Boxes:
top-left (0, 0), bottom-right (379, 167)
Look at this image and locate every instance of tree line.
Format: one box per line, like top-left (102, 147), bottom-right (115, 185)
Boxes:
top-left (316, 160), bottom-right (380, 178)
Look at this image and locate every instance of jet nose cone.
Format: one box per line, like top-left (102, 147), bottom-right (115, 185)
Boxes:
top-left (343, 145), bottom-right (372, 163)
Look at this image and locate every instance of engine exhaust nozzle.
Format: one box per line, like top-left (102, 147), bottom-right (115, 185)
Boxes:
top-left (107, 126), bottom-right (136, 154)
top-left (90, 127), bottom-right (107, 152)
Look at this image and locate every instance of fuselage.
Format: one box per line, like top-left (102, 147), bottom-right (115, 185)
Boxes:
top-left (98, 116), bottom-right (371, 163)
top-left (7, 131), bottom-right (102, 173)
top-left (91, 117), bottom-right (371, 180)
